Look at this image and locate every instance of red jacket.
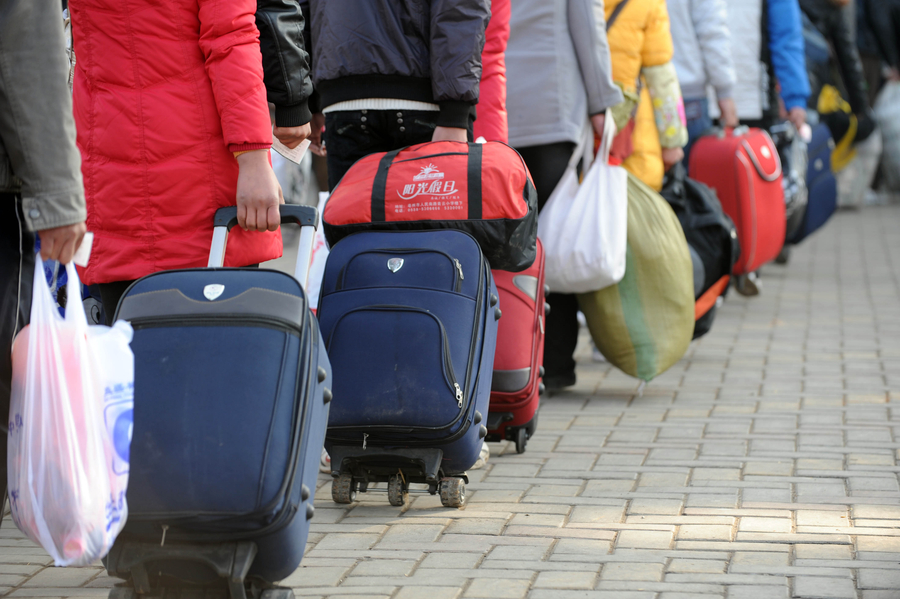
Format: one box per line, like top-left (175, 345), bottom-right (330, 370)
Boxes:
top-left (71, 0), bottom-right (281, 285)
top-left (473, 0), bottom-right (510, 143)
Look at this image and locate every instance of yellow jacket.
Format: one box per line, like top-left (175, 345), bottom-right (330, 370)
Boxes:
top-left (605, 0), bottom-right (682, 190)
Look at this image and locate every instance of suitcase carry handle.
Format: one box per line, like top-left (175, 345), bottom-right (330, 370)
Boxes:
top-left (208, 205), bottom-right (319, 292)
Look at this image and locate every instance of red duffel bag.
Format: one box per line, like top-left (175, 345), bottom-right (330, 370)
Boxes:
top-left (323, 141), bottom-right (539, 271)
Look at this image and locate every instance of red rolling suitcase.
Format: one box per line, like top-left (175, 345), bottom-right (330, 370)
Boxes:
top-left (486, 239), bottom-right (546, 453)
top-left (689, 128), bottom-right (786, 275)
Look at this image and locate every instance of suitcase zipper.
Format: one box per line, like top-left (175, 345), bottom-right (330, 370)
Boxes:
top-left (335, 248), bottom-right (463, 293)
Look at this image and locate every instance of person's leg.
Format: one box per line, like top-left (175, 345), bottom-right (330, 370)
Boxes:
top-left (323, 110), bottom-right (392, 190)
top-left (98, 280), bottom-right (136, 326)
top-left (515, 142), bottom-right (580, 389)
top-left (683, 98), bottom-right (711, 163)
top-left (515, 142), bottom-right (577, 211)
top-left (0, 195), bottom-right (36, 513)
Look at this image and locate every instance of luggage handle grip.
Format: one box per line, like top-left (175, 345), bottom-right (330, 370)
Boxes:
top-left (213, 205), bottom-right (317, 230)
top-left (208, 205), bottom-right (319, 292)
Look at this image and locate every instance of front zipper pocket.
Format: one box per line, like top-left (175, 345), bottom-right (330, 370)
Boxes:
top-left (325, 305), bottom-right (465, 430)
top-left (336, 248), bottom-right (463, 293)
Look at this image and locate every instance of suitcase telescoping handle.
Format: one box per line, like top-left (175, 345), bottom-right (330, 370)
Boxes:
top-left (208, 205), bottom-right (318, 291)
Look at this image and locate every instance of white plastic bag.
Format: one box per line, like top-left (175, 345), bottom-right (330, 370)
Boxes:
top-left (8, 259), bottom-right (134, 566)
top-left (875, 81), bottom-right (900, 191)
top-left (538, 112), bottom-right (628, 293)
top-left (307, 191), bottom-right (330, 311)
top-left (836, 129), bottom-right (882, 208)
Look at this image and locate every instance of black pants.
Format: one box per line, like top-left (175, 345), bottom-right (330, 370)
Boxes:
top-left (98, 280), bottom-right (135, 326)
top-left (324, 109), bottom-right (473, 190)
top-left (1, 194), bottom-right (36, 507)
top-left (515, 142), bottom-right (580, 380)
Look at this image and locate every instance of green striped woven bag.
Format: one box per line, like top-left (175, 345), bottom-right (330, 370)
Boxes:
top-left (578, 173), bottom-right (694, 382)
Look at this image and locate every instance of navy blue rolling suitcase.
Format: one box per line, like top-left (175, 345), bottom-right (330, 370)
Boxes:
top-left (791, 123), bottom-right (837, 244)
top-left (316, 229), bottom-right (500, 508)
top-left (105, 206), bottom-right (331, 599)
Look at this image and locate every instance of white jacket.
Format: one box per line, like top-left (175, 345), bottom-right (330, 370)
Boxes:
top-left (725, 0), bottom-right (766, 119)
top-left (667, 0), bottom-right (735, 101)
top-left (506, 0), bottom-right (623, 148)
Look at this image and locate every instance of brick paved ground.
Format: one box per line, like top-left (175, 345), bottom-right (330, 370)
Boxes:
top-left (2, 205), bottom-right (900, 599)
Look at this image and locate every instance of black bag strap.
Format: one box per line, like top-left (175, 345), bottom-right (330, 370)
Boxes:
top-left (606, 0), bottom-right (631, 30)
top-left (370, 143), bottom-right (483, 222)
top-left (371, 149), bottom-right (402, 222)
top-left (467, 143), bottom-right (483, 219)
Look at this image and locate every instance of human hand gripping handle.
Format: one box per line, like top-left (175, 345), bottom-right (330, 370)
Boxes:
top-left (236, 149), bottom-right (283, 232)
top-left (39, 222), bottom-right (87, 265)
top-left (594, 109), bottom-right (617, 164)
top-left (209, 205), bottom-right (318, 290)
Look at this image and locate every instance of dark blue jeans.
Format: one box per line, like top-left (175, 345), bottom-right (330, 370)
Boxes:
top-left (683, 98), bottom-right (712, 163)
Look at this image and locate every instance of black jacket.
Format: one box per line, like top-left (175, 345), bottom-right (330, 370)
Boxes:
top-left (257, 0), bottom-right (314, 127)
top-left (799, 0), bottom-right (869, 114)
top-left (298, 0), bottom-right (490, 128)
top-left (859, 0), bottom-right (900, 70)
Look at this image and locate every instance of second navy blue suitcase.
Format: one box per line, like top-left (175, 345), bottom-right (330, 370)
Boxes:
top-left (791, 123), bottom-right (837, 244)
top-left (316, 229), bottom-right (500, 508)
top-left (105, 206), bottom-right (331, 599)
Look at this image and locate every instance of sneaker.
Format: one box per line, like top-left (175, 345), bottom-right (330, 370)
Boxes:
top-left (319, 448), bottom-right (332, 474)
top-left (471, 442), bottom-right (490, 469)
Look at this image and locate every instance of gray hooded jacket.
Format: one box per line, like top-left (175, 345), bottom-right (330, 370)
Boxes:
top-left (0, 0), bottom-right (85, 232)
top-left (506, 0), bottom-right (623, 149)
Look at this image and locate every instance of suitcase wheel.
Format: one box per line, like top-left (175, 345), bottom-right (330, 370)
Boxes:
top-left (439, 477), bottom-right (466, 508)
top-left (387, 473), bottom-right (409, 507)
top-left (332, 472), bottom-right (357, 504)
top-left (515, 428), bottom-right (528, 454)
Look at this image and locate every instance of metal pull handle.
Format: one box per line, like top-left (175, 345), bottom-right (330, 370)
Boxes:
top-left (208, 205), bottom-right (319, 291)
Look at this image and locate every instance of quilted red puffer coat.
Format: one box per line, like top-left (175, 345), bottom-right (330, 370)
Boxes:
top-left (70, 0), bottom-right (281, 285)
top-left (473, 0), bottom-right (510, 143)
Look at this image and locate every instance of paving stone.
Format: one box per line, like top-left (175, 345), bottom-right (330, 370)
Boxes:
top-left (22, 569), bottom-right (100, 588)
top-left (462, 578), bottom-right (531, 598)
top-left (396, 587), bottom-right (460, 599)
top-left (281, 566), bottom-right (351, 587)
top-left (857, 568), bottom-right (900, 590)
top-left (676, 525), bottom-right (733, 541)
top-left (666, 559), bottom-right (726, 574)
top-left (726, 585), bottom-right (788, 598)
top-left (599, 562), bottom-right (664, 581)
top-left (793, 576), bottom-right (857, 598)
top-left (532, 571), bottom-right (598, 589)
top-left (615, 530), bottom-right (674, 550)
top-left (737, 517), bottom-right (792, 533)
top-left (628, 499), bottom-right (684, 516)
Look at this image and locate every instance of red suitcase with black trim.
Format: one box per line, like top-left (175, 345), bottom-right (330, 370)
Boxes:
top-left (689, 128), bottom-right (786, 275)
top-left (486, 239), bottom-right (546, 453)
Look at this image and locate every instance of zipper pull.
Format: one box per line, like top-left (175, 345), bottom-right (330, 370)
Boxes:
top-left (454, 259), bottom-right (464, 280)
top-left (454, 383), bottom-right (463, 409)
top-left (362, 433), bottom-right (368, 450)
top-left (160, 524), bottom-right (169, 547)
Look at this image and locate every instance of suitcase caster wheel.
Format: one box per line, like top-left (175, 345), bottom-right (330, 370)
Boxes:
top-left (515, 428), bottom-right (528, 454)
top-left (387, 473), bottom-right (408, 507)
top-left (332, 473), bottom-right (357, 504)
top-left (439, 477), bottom-right (466, 508)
